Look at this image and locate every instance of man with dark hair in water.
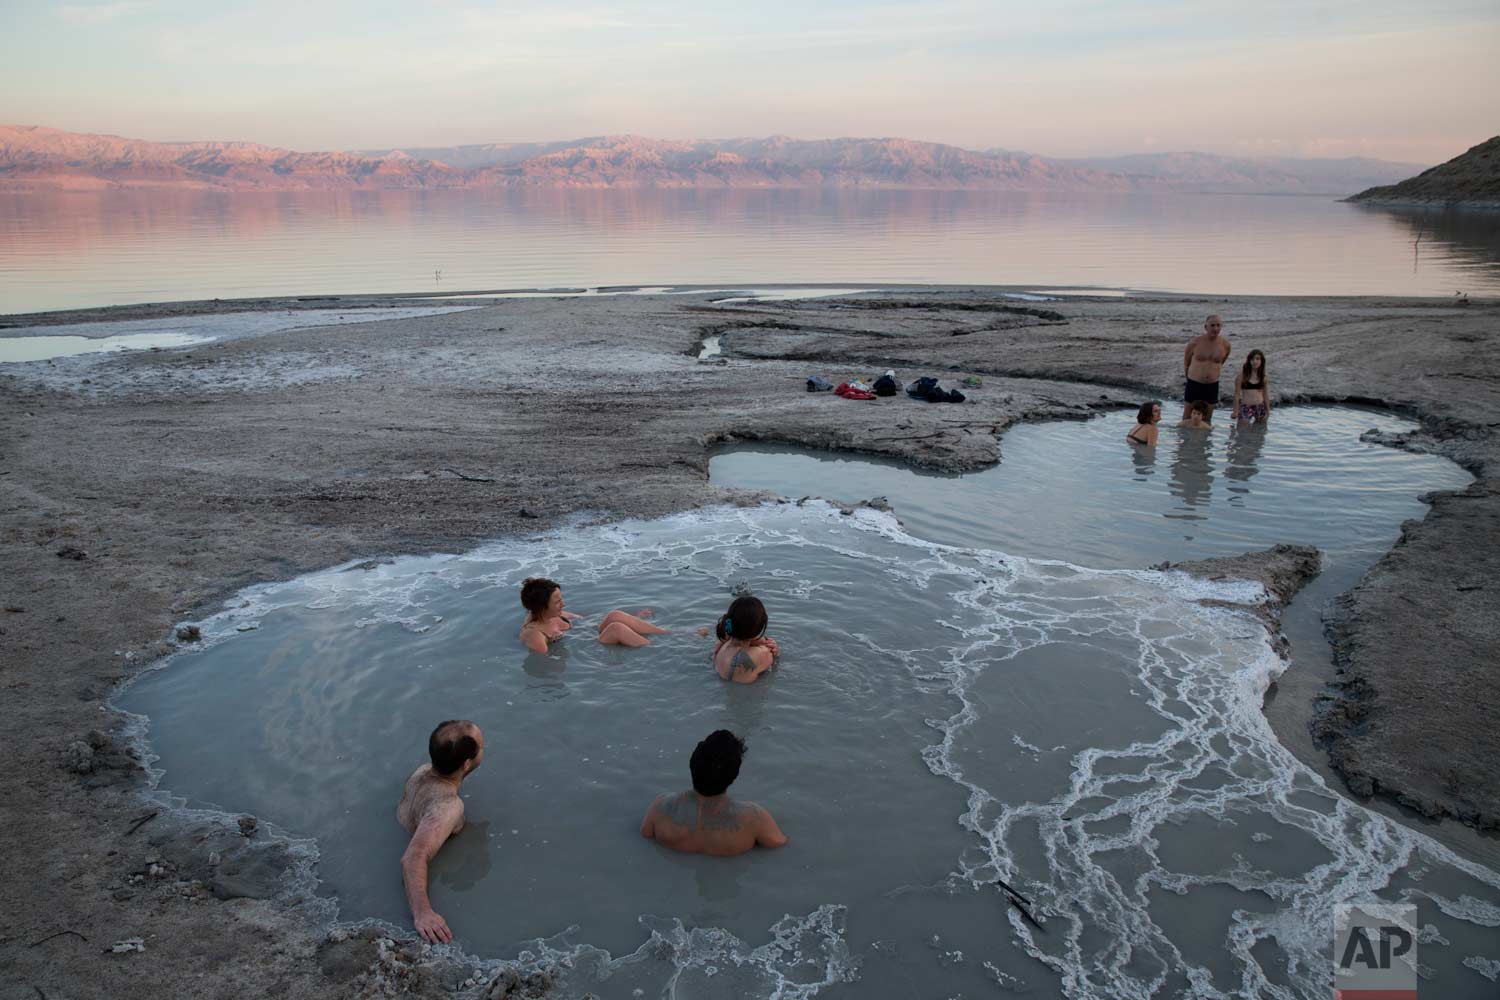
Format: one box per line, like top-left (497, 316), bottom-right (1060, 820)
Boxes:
top-left (639, 730), bottom-right (787, 856)
top-left (397, 719), bottom-right (484, 943)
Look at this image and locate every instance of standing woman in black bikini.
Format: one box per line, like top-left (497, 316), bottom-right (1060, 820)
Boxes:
top-left (1232, 350), bottom-right (1271, 425)
top-left (1126, 400), bottom-right (1162, 446)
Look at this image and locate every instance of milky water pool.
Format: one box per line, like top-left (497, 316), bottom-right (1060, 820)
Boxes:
top-left (117, 410), bottom-right (1500, 998)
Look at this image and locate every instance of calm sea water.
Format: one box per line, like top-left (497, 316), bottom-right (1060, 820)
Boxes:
top-left (117, 409), bottom-right (1499, 999)
top-left (4, 189), bottom-right (1498, 313)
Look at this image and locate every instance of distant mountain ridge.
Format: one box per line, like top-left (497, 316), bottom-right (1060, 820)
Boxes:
top-left (1056, 151), bottom-right (1427, 196)
top-left (0, 123), bottom-right (1428, 195)
top-left (1349, 137), bottom-right (1500, 208)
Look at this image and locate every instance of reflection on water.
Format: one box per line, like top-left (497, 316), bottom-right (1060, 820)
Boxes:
top-left (434, 820), bottom-right (493, 892)
top-left (1167, 427), bottom-right (1217, 522)
top-left (5, 188), bottom-right (1500, 312)
top-left (710, 406), bottom-right (1473, 569)
top-left (1224, 422), bottom-right (1267, 498)
top-left (1353, 202), bottom-right (1500, 287)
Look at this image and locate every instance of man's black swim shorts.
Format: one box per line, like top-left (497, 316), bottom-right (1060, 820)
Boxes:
top-left (1184, 378), bottom-right (1220, 405)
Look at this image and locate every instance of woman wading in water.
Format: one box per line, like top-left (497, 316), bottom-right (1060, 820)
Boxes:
top-left (1126, 400), bottom-right (1161, 446)
top-left (518, 577), bottom-right (667, 652)
top-left (1232, 350), bottom-right (1271, 425)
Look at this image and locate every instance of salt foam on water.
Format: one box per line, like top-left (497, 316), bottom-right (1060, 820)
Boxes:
top-left (117, 504), bottom-right (1500, 998)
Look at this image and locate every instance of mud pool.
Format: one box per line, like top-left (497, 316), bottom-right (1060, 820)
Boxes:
top-left (117, 410), bottom-right (1500, 998)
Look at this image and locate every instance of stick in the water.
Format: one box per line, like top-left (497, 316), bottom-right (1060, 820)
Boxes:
top-left (992, 876), bottom-right (1031, 906)
top-left (994, 877), bottom-right (1044, 931)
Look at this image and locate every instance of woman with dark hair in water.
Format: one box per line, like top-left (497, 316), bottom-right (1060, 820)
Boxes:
top-left (708, 595), bottom-right (780, 684)
top-left (518, 577), bottom-right (666, 652)
top-left (1126, 400), bottom-right (1161, 446)
top-left (1233, 350), bottom-right (1271, 425)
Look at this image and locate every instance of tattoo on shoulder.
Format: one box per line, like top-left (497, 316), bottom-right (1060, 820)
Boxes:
top-left (660, 794), bottom-right (697, 827)
top-left (700, 801), bottom-right (747, 831)
top-left (730, 649), bottom-right (757, 674)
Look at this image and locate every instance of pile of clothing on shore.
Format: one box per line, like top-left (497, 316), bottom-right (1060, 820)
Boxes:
top-left (807, 369), bottom-right (979, 403)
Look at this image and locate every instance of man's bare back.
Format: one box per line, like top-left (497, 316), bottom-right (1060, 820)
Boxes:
top-left (398, 764), bottom-right (465, 835)
top-left (640, 791), bottom-right (787, 856)
top-left (399, 721), bottom-right (482, 944)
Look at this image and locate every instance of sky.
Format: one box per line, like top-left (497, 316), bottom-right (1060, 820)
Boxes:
top-left (2, 0), bottom-right (1497, 164)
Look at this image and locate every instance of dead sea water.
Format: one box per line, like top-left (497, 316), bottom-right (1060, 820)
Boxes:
top-left (6, 188), bottom-right (1500, 312)
top-left (117, 409), bottom-right (1500, 998)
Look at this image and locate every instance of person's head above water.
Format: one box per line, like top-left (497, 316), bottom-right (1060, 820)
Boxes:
top-left (1204, 314), bottom-right (1223, 337)
top-left (715, 595), bottom-right (768, 643)
top-left (519, 577), bottom-right (562, 619)
top-left (1136, 400), bottom-right (1162, 425)
top-left (1241, 349), bottom-right (1266, 382)
top-left (428, 719), bottom-right (483, 777)
top-left (690, 729), bottom-right (746, 797)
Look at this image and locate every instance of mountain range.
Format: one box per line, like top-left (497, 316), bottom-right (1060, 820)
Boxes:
top-left (0, 124), bottom-right (1428, 196)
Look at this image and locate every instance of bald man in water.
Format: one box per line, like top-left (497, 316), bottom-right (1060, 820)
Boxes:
top-left (397, 719), bottom-right (484, 944)
top-left (1182, 314), bottom-right (1232, 422)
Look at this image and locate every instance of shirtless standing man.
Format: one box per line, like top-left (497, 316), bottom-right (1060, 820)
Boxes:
top-left (640, 730), bottom-right (787, 856)
top-left (1182, 314), bottom-right (1232, 422)
top-left (397, 720), bottom-right (484, 944)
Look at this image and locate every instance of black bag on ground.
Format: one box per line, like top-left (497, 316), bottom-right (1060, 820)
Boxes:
top-left (906, 376), bottom-right (939, 399)
top-left (873, 373), bottom-right (898, 396)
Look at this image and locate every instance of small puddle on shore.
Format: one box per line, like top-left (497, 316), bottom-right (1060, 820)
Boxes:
top-left (117, 407), bottom-right (1499, 998)
top-left (1024, 287), bottom-right (1131, 297)
top-left (0, 331), bottom-right (212, 362)
top-left (707, 288), bottom-right (874, 304)
top-left (0, 306), bottom-right (476, 363)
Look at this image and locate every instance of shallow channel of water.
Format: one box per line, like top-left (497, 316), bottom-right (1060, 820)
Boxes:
top-left (117, 408), bottom-right (1500, 998)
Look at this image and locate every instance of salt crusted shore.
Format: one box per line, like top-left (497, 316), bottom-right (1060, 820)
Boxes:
top-left (1, 287), bottom-right (1496, 998)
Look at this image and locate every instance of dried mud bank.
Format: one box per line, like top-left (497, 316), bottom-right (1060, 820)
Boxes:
top-left (1, 288), bottom-right (1496, 998)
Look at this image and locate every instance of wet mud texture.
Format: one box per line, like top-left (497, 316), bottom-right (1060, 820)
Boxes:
top-left (1, 287), bottom-right (1497, 997)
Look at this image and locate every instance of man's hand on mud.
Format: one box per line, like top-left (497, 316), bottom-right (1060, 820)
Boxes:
top-left (414, 909), bottom-right (453, 945)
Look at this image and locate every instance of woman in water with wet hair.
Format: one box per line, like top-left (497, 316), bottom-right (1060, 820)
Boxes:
top-left (1232, 349), bottom-right (1271, 425)
top-left (518, 577), bottom-right (667, 652)
top-left (710, 595), bottom-right (780, 684)
top-left (1126, 400), bottom-right (1161, 446)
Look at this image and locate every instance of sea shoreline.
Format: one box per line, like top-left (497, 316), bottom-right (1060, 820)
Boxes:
top-left (2, 286), bottom-right (1495, 998)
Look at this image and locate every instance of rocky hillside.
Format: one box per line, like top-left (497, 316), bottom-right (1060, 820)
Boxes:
top-left (0, 123), bottom-right (1432, 195)
top-left (1350, 136), bottom-right (1500, 207)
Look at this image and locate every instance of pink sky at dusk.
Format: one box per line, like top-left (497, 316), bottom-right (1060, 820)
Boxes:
top-left (2, 0), bottom-right (1497, 164)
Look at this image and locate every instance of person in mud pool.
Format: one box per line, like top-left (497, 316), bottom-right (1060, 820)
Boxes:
top-left (517, 576), bottom-right (666, 652)
top-left (397, 720), bottom-right (484, 944)
top-left (640, 730), bottom-right (788, 856)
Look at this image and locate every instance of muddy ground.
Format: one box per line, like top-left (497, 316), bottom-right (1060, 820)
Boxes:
top-left (1, 287), bottom-right (1495, 998)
